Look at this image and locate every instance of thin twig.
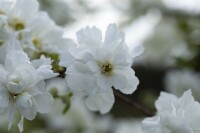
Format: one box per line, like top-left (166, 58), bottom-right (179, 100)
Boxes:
top-left (113, 90), bottom-right (155, 117)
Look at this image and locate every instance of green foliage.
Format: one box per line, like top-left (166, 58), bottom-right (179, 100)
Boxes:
top-left (61, 92), bottom-right (73, 114)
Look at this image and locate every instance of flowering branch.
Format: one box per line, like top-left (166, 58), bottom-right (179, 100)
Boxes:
top-left (113, 89), bottom-right (155, 117)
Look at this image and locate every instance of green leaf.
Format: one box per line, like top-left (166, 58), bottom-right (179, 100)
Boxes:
top-left (61, 92), bottom-right (73, 114)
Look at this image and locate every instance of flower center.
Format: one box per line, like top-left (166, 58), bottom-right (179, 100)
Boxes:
top-left (9, 18), bottom-right (25, 31)
top-left (99, 61), bottom-right (114, 76)
top-left (12, 79), bottom-right (20, 84)
top-left (8, 75), bottom-right (21, 85)
top-left (32, 37), bottom-right (44, 50)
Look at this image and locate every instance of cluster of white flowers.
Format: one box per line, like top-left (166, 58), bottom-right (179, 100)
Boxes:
top-left (0, 0), bottom-right (69, 131)
top-left (0, 41), bottom-right (57, 132)
top-left (1, 0), bottom-right (199, 133)
top-left (0, 0), bottom-right (142, 132)
top-left (142, 90), bottom-right (200, 133)
top-left (0, 0), bottom-right (73, 62)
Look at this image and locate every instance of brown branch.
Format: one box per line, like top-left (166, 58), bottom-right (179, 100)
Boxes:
top-left (113, 90), bottom-right (155, 117)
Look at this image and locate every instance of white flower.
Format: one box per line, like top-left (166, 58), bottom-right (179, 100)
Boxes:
top-left (0, 40), bottom-right (57, 132)
top-left (60, 24), bottom-right (142, 114)
top-left (0, 0), bottom-right (39, 60)
top-left (142, 90), bottom-right (200, 133)
top-left (0, 15), bottom-right (14, 64)
top-left (0, 0), bottom-right (73, 59)
top-left (5, 0), bottom-right (39, 32)
top-left (0, 0), bottom-right (12, 15)
top-left (165, 69), bottom-right (200, 101)
top-left (26, 12), bottom-right (75, 55)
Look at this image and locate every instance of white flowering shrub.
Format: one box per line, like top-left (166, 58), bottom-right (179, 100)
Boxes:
top-left (0, 0), bottom-right (200, 133)
top-left (0, 0), bottom-right (141, 132)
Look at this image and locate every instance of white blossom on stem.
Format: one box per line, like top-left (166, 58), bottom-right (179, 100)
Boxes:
top-left (142, 90), bottom-right (200, 133)
top-left (60, 24), bottom-right (143, 114)
top-left (0, 40), bottom-right (57, 132)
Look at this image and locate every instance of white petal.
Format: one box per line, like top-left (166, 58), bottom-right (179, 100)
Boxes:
top-left (95, 48), bottom-right (112, 62)
top-left (74, 62), bottom-right (94, 74)
top-left (34, 92), bottom-right (54, 113)
top-left (5, 49), bottom-right (30, 71)
top-left (186, 103), bottom-right (200, 130)
top-left (179, 90), bottom-right (194, 108)
top-left (29, 12), bottom-right (54, 34)
top-left (15, 65), bottom-right (40, 88)
top-left (87, 61), bottom-right (100, 72)
top-left (110, 72), bottom-right (127, 90)
top-left (0, 85), bottom-right (10, 108)
top-left (32, 56), bottom-right (58, 80)
top-left (28, 81), bottom-right (45, 96)
top-left (67, 66), bottom-right (96, 95)
top-left (41, 25), bottom-right (63, 44)
top-left (15, 92), bottom-right (36, 120)
top-left (116, 68), bottom-right (139, 94)
top-left (18, 116), bottom-right (24, 133)
top-left (37, 65), bottom-right (58, 80)
top-left (130, 44), bottom-right (144, 59)
top-left (155, 92), bottom-right (178, 112)
top-left (31, 55), bottom-right (51, 68)
top-left (96, 75), bottom-right (112, 89)
top-left (8, 104), bottom-right (15, 130)
top-left (6, 39), bottom-right (22, 52)
top-left (112, 43), bottom-right (132, 67)
top-left (104, 24), bottom-right (118, 45)
top-left (76, 26), bottom-right (102, 47)
top-left (85, 89), bottom-right (114, 114)
top-left (0, 0), bottom-right (11, 12)
top-left (11, 0), bottom-right (39, 20)
top-left (96, 71), bottom-right (128, 92)
top-left (59, 49), bottom-right (75, 67)
top-left (167, 116), bottom-right (193, 133)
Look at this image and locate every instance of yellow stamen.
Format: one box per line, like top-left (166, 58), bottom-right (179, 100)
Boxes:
top-left (99, 61), bottom-right (114, 76)
top-left (9, 18), bottom-right (25, 31)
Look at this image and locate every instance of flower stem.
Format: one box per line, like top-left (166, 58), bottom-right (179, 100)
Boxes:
top-left (113, 90), bottom-right (155, 117)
